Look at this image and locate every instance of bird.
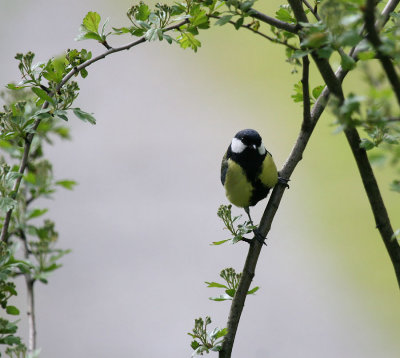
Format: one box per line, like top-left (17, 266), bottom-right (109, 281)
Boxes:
top-left (220, 129), bottom-right (279, 241)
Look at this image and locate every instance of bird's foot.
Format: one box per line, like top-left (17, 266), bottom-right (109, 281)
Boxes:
top-left (253, 228), bottom-right (267, 246)
top-left (278, 176), bottom-right (290, 189)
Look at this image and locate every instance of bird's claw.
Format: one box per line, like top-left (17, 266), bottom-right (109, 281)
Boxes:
top-left (240, 230), bottom-right (267, 246)
top-left (254, 228), bottom-right (267, 246)
top-left (278, 176), bottom-right (290, 189)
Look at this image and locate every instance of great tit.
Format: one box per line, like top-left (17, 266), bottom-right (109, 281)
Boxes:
top-left (220, 129), bottom-right (278, 227)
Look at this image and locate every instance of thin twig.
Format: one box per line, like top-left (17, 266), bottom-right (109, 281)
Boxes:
top-left (302, 0), bottom-right (321, 21)
top-left (209, 15), bottom-right (299, 50)
top-left (0, 19), bottom-right (188, 243)
top-left (364, 0), bottom-right (400, 106)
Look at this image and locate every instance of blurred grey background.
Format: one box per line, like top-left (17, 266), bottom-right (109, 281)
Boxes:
top-left (1, 0), bottom-right (399, 357)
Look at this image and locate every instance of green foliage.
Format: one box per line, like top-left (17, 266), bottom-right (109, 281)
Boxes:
top-left (206, 267), bottom-right (259, 301)
top-left (188, 316), bottom-right (227, 356)
top-left (215, 205), bottom-right (256, 245)
top-left (0, 87), bottom-right (74, 352)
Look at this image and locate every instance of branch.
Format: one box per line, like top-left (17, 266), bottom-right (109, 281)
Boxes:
top-left (0, 19), bottom-right (188, 243)
top-left (26, 278), bottom-right (36, 354)
top-left (250, 9), bottom-right (298, 33)
top-left (288, 1), bottom-right (400, 287)
top-left (18, 229), bottom-right (36, 353)
top-left (364, 0), bottom-right (400, 106)
top-left (219, 93), bottom-right (318, 358)
top-left (221, 1), bottom-right (400, 356)
top-left (301, 56), bottom-right (311, 130)
top-left (302, 0), bottom-right (321, 21)
top-left (209, 15), bottom-right (299, 50)
top-left (380, 0), bottom-right (400, 29)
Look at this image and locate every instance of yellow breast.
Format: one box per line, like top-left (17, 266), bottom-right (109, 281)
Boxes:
top-left (224, 159), bottom-right (253, 208)
top-left (259, 153), bottom-right (278, 187)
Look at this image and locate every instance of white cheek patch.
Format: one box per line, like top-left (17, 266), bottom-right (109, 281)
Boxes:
top-left (258, 143), bottom-right (266, 155)
top-left (231, 138), bottom-right (246, 153)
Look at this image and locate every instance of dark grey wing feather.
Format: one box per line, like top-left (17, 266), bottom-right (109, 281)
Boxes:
top-left (221, 150), bottom-right (229, 185)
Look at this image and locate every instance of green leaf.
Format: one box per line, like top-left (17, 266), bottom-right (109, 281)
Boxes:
top-left (178, 32), bottom-right (201, 52)
top-left (225, 288), bottom-right (235, 297)
top-left (247, 286), bottom-right (259, 295)
top-left (316, 46), bottom-right (333, 59)
top-left (214, 327), bottom-right (227, 339)
top-left (340, 53), bottom-right (356, 71)
top-left (360, 138), bottom-right (375, 150)
top-left (27, 208), bottom-right (48, 220)
top-left (83, 12), bottom-right (101, 33)
top-left (215, 15), bottom-right (233, 26)
top-left (55, 180), bottom-right (77, 190)
top-left (234, 17), bottom-right (244, 30)
top-left (211, 239), bottom-right (230, 245)
top-left (275, 7), bottom-right (295, 23)
top-left (6, 306), bottom-right (20, 315)
top-left (205, 281), bottom-right (228, 289)
top-left (31, 87), bottom-right (55, 106)
top-left (80, 68), bottom-right (88, 78)
top-left (301, 32), bottom-right (329, 48)
top-left (76, 29), bottom-right (103, 42)
top-left (312, 85), bottom-right (325, 99)
top-left (190, 10), bottom-right (208, 27)
top-left (72, 108), bottom-right (96, 124)
top-left (291, 49), bottom-right (312, 59)
top-left (0, 197), bottom-right (17, 213)
top-left (191, 340), bottom-right (200, 350)
top-left (291, 81), bottom-right (303, 103)
top-left (136, 3), bottom-right (151, 21)
top-left (358, 50), bottom-right (376, 60)
top-left (54, 109), bottom-right (69, 122)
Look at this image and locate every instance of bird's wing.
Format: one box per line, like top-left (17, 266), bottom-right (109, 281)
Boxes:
top-left (221, 151), bottom-right (228, 185)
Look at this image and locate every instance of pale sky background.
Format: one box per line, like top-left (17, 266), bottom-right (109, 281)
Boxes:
top-left (1, 0), bottom-right (399, 357)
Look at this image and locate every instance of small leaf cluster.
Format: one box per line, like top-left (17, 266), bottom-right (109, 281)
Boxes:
top-left (5, 51), bottom-right (95, 127)
top-left (214, 204), bottom-right (256, 245)
top-left (206, 267), bottom-right (259, 301)
top-left (188, 316), bottom-right (227, 356)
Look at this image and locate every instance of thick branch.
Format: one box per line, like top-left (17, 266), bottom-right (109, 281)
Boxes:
top-left (364, 0), bottom-right (400, 106)
top-left (251, 9), bottom-right (298, 33)
top-left (301, 56), bottom-right (311, 129)
top-left (0, 20), bottom-right (187, 243)
top-left (18, 229), bottom-right (36, 353)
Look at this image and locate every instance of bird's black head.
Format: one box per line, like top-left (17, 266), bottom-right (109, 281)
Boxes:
top-left (227, 128), bottom-right (267, 181)
top-left (234, 129), bottom-right (262, 148)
